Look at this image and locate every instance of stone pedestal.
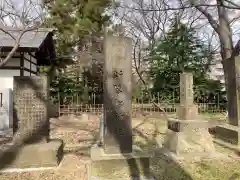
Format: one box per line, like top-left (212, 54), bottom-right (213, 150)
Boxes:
top-left (215, 124), bottom-right (240, 145)
top-left (164, 119), bottom-right (215, 155)
top-left (90, 145), bottom-right (151, 180)
top-left (0, 139), bottom-right (63, 168)
top-left (163, 73), bottom-right (215, 156)
top-left (176, 105), bottom-right (198, 120)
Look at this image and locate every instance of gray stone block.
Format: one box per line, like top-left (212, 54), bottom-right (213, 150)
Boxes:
top-left (215, 124), bottom-right (240, 145)
top-left (0, 139), bottom-right (63, 168)
top-left (90, 145), bottom-right (152, 180)
top-left (164, 120), bottom-right (215, 155)
top-left (167, 119), bottom-right (209, 132)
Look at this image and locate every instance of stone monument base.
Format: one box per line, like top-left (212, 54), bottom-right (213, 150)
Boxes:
top-left (176, 104), bottom-right (198, 120)
top-left (215, 124), bottom-right (240, 146)
top-left (164, 119), bottom-right (215, 155)
top-left (90, 144), bottom-right (152, 180)
top-left (0, 139), bottom-right (63, 168)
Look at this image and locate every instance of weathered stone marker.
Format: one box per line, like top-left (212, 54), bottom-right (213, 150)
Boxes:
top-left (103, 35), bottom-right (132, 154)
top-left (0, 76), bottom-right (63, 168)
top-left (176, 73), bottom-right (198, 121)
top-left (216, 57), bottom-right (240, 146)
top-left (90, 35), bottom-right (151, 179)
top-left (0, 88), bottom-right (13, 130)
top-left (13, 76), bottom-right (49, 143)
top-left (164, 72), bottom-right (215, 155)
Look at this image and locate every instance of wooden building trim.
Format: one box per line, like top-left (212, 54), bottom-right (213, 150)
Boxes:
top-left (20, 52), bottom-right (24, 76)
top-left (0, 55), bottom-right (21, 59)
top-left (1, 47), bottom-right (37, 52)
top-left (1, 52), bottom-right (38, 76)
top-left (24, 55), bottom-right (37, 66)
top-left (0, 54), bottom-right (38, 66)
top-left (0, 66), bottom-right (37, 75)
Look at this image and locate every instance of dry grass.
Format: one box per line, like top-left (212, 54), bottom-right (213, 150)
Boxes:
top-left (0, 113), bottom-right (240, 180)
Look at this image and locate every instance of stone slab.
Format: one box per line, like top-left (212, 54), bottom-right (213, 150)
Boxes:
top-left (163, 124), bottom-right (215, 155)
top-left (13, 76), bottom-right (50, 143)
top-left (90, 145), bottom-right (152, 179)
top-left (215, 124), bottom-right (240, 145)
top-left (176, 104), bottom-right (198, 120)
top-left (167, 119), bottom-right (209, 132)
top-left (0, 139), bottom-right (63, 168)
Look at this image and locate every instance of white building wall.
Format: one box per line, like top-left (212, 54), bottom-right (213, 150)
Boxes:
top-left (3, 52), bottom-right (20, 67)
top-left (0, 52), bottom-right (37, 90)
top-left (0, 71), bottom-right (20, 90)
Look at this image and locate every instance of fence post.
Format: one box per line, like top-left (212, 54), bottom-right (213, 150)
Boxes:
top-left (58, 92), bottom-right (61, 117)
top-left (217, 93), bottom-right (220, 110)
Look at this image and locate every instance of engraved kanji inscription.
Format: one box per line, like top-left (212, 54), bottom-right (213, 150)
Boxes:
top-left (13, 76), bottom-right (49, 143)
top-left (112, 70), bottom-right (123, 79)
top-left (114, 84), bottom-right (123, 94)
top-left (115, 99), bottom-right (124, 107)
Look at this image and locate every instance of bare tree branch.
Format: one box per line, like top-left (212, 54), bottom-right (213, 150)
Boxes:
top-left (189, 0), bottom-right (220, 34)
top-left (0, 0), bottom-right (43, 67)
top-left (119, 1), bottom-right (240, 12)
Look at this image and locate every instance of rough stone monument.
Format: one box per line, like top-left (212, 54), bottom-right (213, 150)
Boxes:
top-left (164, 72), bottom-right (215, 155)
top-left (0, 76), bottom-right (63, 168)
top-left (90, 35), bottom-right (151, 179)
top-left (0, 88), bottom-right (13, 130)
top-left (215, 56), bottom-right (240, 146)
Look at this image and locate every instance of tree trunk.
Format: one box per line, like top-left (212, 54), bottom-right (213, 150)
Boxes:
top-left (216, 0), bottom-right (234, 92)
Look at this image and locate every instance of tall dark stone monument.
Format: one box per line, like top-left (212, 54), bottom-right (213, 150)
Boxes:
top-left (0, 76), bottom-right (63, 168)
top-left (216, 57), bottom-right (240, 146)
top-left (90, 35), bottom-right (151, 179)
top-left (103, 35), bottom-right (132, 154)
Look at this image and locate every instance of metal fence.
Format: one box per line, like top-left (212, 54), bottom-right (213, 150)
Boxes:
top-left (58, 103), bottom-right (226, 117)
top-left (53, 92), bottom-right (227, 117)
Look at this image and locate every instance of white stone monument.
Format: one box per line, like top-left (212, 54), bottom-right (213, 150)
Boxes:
top-left (0, 88), bottom-right (13, 130)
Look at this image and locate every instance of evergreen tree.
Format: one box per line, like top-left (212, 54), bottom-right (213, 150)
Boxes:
top-left (43, 0), bottom-right (112, 104)
top-left (149, 18), bottom-right (224, 103)
top-left (44, 0), bottom-right (111, 56)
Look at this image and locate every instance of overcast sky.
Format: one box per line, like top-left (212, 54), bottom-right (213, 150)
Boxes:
top-left (2, 0), bottom-right (240, 47)
top-left (1, 0), bottom-right (43, 26)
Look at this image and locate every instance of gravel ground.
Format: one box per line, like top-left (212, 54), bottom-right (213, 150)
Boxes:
top-left (0, 154), bottom-right (89, 180)
top-left (0, 113), bottom-right (234, 180)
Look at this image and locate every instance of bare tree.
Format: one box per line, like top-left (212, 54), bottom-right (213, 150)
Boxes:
top-left (0, 0), bottom-right (44, 67)
top-left (115, 0), bottom-right (217, 90)
top-left (119, 0), bottom-right (240, 93)
top-left (179, 0), bottom-right (239, 90)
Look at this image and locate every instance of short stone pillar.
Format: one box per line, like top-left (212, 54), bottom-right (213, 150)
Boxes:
top-left (215, 56), bottom-right (240, 146)
top-left (90, 35), bottom-right (151, 179)
top-left (164, 72), bottom-right (215, 155)
top-left (0, 76), bottom-right (63, 168)
top-left (0, 88), bottom-right (13, 130)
